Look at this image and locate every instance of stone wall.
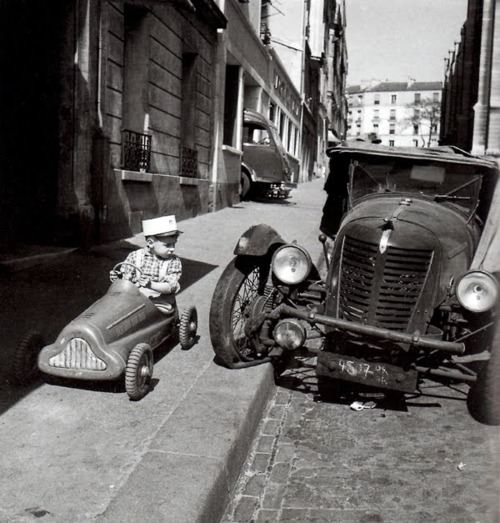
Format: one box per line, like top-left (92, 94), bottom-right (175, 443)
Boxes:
top-left (98, 0), bottom-right (217, 240)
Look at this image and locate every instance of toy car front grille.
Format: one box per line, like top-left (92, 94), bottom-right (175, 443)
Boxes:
top-left (339, 236), bottom-right (432, 331)
top-left (49, 338), bottom-right (107, 370)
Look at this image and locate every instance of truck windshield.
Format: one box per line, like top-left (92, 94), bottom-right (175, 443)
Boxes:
top-left (351, 158), bottom-right (482, 214)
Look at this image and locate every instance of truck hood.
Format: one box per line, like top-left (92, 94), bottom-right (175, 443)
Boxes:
top-left (342, 195), bottom-right (478, 262)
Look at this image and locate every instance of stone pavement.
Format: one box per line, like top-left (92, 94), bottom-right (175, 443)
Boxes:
top-left (223, 354), bottom-right (500, 523)
top-left (0, 178), bottom-right (326, 523)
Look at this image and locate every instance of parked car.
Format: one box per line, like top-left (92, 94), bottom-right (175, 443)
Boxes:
top-left (210, 142), bottom-right (499, 419)
top-left (241, 109), bottom-right (297, 199)
top-left (12, 262), bottom-right (198, 400)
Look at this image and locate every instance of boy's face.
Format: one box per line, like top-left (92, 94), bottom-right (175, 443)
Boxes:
top-left (148, 235), bottom-right (177, 258)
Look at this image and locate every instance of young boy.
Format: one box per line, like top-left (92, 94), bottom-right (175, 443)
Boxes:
top-left (110, 215), bottom-right (182, 306)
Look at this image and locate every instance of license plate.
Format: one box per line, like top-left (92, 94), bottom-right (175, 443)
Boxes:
top-left (317, 352), bottom-right (417, 393)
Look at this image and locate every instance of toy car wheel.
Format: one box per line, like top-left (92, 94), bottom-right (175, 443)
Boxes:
top-left (12, 331), bottom-right (44, 386)
top-left (125, 343), bottom-right (153, 401)
top-left (209, 255), bottom-right (270, 368)
top-left (179, 306), bottom-right (198, 350)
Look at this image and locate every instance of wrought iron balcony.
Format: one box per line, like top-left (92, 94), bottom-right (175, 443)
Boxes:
top-left (121, 130), bottom-right (152, 172)
top-left (180, 146), bottom-right (198, 178)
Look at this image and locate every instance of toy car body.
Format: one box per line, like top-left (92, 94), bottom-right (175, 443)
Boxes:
top-left (210, 142), bottom-right (499, 415)
top-left (241, 109), bottom-right (297, 199)
top-left (14, 269), bottom-right (197, 400)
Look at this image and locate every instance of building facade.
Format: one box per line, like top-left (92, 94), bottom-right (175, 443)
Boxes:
top-left (441, 0), bottom-right (500, 159)
top-left (346, 81), bottom-right (442, 148)
top-left (260, 0), bottom-right (348, 180)
top-left (0, 0), bottom-right (226, 246)
top-left (0, 0), bottom-right (347, 249)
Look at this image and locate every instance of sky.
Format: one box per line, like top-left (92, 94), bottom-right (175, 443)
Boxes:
top-left (345, 0), bottom-right (469, 86)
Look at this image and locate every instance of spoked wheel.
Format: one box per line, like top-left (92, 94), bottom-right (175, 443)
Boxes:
top-left (125, 343), bottom-right (153, 401)
top-left (179, 306), bottom-right (198, 350)
top-left (12, 332), bottom-right (44, 386)
top-left (209, 256), bottom-right (270, 368)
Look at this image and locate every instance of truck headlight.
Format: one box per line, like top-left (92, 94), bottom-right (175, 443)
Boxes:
top-left (273, 319), bottom-right (306, 350)
top-left (456, 271), bottom-right (498, 313)
top-left (272, 244), bottom-right (312, 285)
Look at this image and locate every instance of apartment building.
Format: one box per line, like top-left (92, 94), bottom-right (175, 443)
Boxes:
top-left (0, 0), bottom-right (347, 248)
top-left (441, 0), bottom-right (500, 158)
top-left (346, 81), bottom-right (442, 148)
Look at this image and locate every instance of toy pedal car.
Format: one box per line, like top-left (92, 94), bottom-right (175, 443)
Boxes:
top-left (12, 262), bottom-right (198, 400)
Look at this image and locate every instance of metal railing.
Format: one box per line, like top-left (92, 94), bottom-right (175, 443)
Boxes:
top-left (121, 129), bottom-right (152, 172)
top-left (180, 146), bottom-right (198, 178)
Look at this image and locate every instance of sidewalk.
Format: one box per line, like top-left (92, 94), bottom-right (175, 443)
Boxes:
top-left (0, 178), bottom-right (327, 522)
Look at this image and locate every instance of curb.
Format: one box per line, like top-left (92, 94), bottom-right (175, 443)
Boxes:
top-left (100, 362), bottom-right (276, 522)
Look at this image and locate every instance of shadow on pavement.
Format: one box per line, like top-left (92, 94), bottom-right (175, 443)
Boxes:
top-left (0, 239), bottom-right (217, 415)
top-left (274, 351), bottom-right (469, 414)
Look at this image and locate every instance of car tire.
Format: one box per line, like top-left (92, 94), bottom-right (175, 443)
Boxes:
top-left (240, 171), bottom-right (251, 200)
top-left (179, 306), bottom-right (198, 350)
top-left (125, 343), bottom-right (153, 401)
top-left (12, 331), bottom-right (44, 386)
top-left (467, 325), bottom-right (500, 425)
top-left (209, 255), bottom-right (270, 368)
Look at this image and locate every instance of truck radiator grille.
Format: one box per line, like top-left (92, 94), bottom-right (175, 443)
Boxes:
top-left (339, 236), bottom-right (432, 331)
top-left (49, 338), bottom-right (107, 370)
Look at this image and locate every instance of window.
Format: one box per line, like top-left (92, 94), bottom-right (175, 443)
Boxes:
top-left (122, 6), bottom-right (151, 172)
top-left (414, 139), bottom-right (419, 147)
top-left (414, 93), bottom-right (421, 103)
top-left (389, 128), bottom-right (395, 135)
top-left (390, 109), bottom-right (396, 120)
top-left (243, 123), bottom-right (271, 145)
top-left (374, 94), bottom-right (380, 105)
top-left (223, 65), bottom-right (240, 146)
top-left (391, 94), bottom-right (397, 104)
top-left (433, 92), bottom-right (439, 102)
top-left (413, 124), bottom-right (419, 135)
top-left (389, 140), bottom-right (395, 146)
top-left (358, 94), bottom-right (363, 103)
top-left (180, 51), bottom-right (199, 177)
top-left (373, 123), bottom-right (379, 129)
top-left (269, 102), bottom-right (276, 123)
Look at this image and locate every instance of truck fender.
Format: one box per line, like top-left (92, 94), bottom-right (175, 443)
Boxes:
top-left (234, 224), bottom-right (286, 256)
top-left (241, 161), bottom-right (257, 182)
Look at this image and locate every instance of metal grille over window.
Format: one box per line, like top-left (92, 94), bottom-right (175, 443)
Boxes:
top-left (180, 146), bottom-right (198, 178)
top-left (122, 129), bottom-right (151, 172)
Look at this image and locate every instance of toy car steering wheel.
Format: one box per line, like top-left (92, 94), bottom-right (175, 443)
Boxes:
top-left (111, 261), bottom-right (144, 282)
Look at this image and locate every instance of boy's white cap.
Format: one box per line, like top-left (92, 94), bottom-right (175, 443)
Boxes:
top-left (142, 215), bottom-right (182, 237)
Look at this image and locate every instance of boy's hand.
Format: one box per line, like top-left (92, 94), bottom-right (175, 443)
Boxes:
top-left (109, 270), bottom-right (119, 282)
top-left (136, 275), bottom-right (151, 288)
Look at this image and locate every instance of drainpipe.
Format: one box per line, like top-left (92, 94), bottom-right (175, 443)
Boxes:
top-left (486, 1), bottom-right (500, 156)
top-left (471, 0), bottom-right (495, 155)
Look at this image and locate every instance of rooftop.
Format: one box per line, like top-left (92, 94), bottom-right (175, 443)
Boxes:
top-left (348, 80), bottom-right (443, 94)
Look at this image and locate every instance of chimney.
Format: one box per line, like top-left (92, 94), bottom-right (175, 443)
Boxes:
top-left (407, 77), bottom-right (416, 88)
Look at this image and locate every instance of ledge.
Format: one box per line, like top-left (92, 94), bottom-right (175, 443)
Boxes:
top-left (179, 176), bottom-right (207, 186)
top-left (116, 169), bottom-right (209, 186)
top-left (117, 169), bottom-right (153, 183)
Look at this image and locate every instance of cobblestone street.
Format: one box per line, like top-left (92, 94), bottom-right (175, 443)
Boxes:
top-left (223, 354), bottom-right (500, 523)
